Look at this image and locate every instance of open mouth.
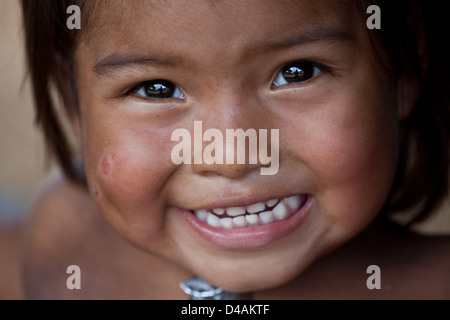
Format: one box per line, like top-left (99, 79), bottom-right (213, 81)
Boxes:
top-left (193, 195), bottom-right (307, 230)
top-left (180, 194), bottom-right (312, 249)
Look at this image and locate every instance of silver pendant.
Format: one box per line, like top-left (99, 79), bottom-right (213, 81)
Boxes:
top-left (180, 277), bottom-right (241, 300)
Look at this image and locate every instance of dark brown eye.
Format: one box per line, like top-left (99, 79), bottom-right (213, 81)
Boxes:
top-left (273, 61), bottom-right (323, 88)
top-left (134, 80), bottom-right (184, 99)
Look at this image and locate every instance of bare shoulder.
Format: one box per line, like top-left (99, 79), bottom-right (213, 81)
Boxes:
top-left (338, 223), bottom-right (450, 299)
top-left (22, 171), bottom-right (187, 299)
top-left (265, 221), bottom-right (450, 300)
top-left (398, 229), bottom-right (450, 298)
top-left (23, 171), bottom-right (115, 299)
top-left (25, 171), bottom-right (100, 248)
top-left (0, 220), bottom-right (24, 299)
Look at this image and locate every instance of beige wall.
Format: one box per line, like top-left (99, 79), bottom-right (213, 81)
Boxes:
top-left (0, 0), bottom-right (50, 220)
top-left (0, 0), bottom-right (449, 232)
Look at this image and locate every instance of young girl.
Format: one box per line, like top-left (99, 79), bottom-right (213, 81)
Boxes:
top-left (15, 0), bottom-right (450, 299)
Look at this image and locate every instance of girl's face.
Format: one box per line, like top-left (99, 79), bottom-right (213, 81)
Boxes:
top-left (75, 0), bottom-right (404, 291)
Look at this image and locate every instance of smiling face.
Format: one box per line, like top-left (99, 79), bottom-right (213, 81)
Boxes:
top-left (74, 0), bottom-right (403, 292)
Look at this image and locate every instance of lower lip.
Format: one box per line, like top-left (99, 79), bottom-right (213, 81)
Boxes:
top-left (179, 195), bottom-right (313, 250)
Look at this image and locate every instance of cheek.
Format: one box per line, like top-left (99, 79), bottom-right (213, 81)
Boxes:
top-left (85, 129), bottom-right (176, 231)
top-left (313, 122), bottom-right (397, 196)
top-left (295, 95), bottom-right (399, 229)
top-left (94, 149), bottom-right (158, 211)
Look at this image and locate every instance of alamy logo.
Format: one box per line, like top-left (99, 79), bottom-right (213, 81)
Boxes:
top-left (171, 121), bottom-right (279, 175)
top-left (66, 5), bottom-right (81, 30)
top-left (366, 5), bottom-right (381, 30)
top-left (66, 265), bottom-right (81, 290)
top-left (366, 265), bottom-right (381, 290)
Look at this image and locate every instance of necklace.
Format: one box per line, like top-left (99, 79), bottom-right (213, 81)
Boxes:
top-left (179, 276), bottom-right (242, 300)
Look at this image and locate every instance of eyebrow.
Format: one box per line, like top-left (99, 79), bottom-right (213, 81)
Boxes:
top-left (93, 51), bottom-right (170, 76)
top-left (260, 26), bottom-right (355, 52)
top-left (92, 25), bottom-right (355, 76)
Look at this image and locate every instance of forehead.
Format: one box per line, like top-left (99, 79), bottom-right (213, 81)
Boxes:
top-left (79, 0), bottom-right (362, 66)
top-left (85, 0), bottom-right (358, 27)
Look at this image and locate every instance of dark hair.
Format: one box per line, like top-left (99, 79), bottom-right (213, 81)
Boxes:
top-left (21, 0), bottom-right (88, 182)
top-left (20, 0), bottom-right (449, 228)
top-left (365, 0), bottom-right (450, 226)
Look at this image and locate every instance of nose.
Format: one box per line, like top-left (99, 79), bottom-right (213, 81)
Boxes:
top-left (191, 126), bottom-right (268, 179)
top-left (187, 94), bottom-right (278, 179)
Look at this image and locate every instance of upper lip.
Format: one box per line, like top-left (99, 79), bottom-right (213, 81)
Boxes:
top-left (180, 193), bottom-right (305, 211)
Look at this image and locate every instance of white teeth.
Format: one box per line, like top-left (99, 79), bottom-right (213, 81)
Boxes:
top-left (245, 214), bottom-right (259, 225)
top-left (246, 202), bottom-right (265, 214)
top-left (195, 209), bottom-right (209, 222)
top-left (266, 199), bottom-right (278, 207)
top-left (273, 201), bottom-right (288, 220)
top-left (283, 195), bottom-right (301, 211)
top-left (227, 207), bottom-right (246, 217)
top-left (206, 213), bottom-right (221, 228)
top-left (220, 217), bottom-right (233, 229)
top-left (259, 211), bottom-right (274, 224)
top-left (195, 195), bottom-right (306, 229)
top-left (232, 216), bottom-right (247, 228)
top-left (212, 208), bottom-right (225, 215)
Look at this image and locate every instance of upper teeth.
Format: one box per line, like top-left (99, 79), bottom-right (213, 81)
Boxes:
top-left (193, 195), bottom-right (304, 229)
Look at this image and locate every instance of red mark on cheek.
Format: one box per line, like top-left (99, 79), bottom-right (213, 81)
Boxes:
top-left (100, 152), bottom-right (121, 177)
top-left (101, 156), bottom-right (112, 176)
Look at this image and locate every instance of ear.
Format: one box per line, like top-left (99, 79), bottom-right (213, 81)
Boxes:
top-left (53, 54), bottom-right (83, 141)
top-left (396, 72), bottom-right (421, 121)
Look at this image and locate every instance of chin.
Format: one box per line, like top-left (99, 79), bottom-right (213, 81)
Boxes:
top-left (194, 260), bottom-right (306, 293)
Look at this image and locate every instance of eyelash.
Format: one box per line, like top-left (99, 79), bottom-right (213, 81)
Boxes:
top-left (129, 79), bottom-right (185, 101)
top-left (272, 60), bottom-right (329, 89)
top-left (127, 60), bottom-right (328, 100)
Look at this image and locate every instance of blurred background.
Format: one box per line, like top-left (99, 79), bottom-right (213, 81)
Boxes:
top-left (0, 0), bottom-right (52, 224)
top-left (0, 0), bottom-right (449, 230)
